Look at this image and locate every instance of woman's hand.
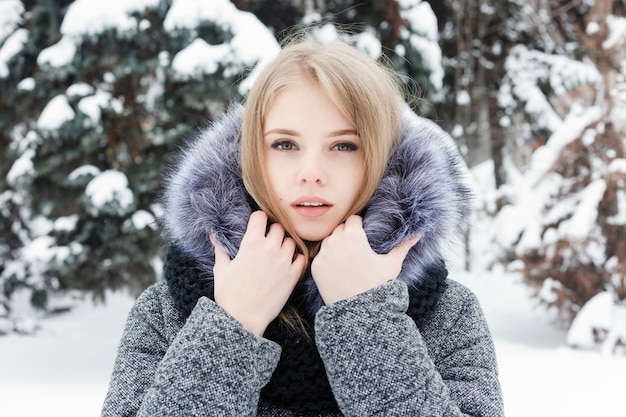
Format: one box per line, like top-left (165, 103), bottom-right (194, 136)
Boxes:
top-left (211, 211), bottom-right (306, 336)
top-left (311, 215), bottom-right (418, 305)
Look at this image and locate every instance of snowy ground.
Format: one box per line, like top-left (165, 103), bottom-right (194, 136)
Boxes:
top-left (1, 268), bottom-right (625, 416)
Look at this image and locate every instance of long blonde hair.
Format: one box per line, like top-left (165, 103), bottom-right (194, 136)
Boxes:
top-left (241, 37), bottom-right (404, 268)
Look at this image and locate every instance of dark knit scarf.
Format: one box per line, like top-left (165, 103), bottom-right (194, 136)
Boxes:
top-left (164, 244), bottom-right (448, 415)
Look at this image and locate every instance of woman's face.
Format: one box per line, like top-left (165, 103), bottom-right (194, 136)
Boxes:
top-left (263, 79), bottom-right (365, 241)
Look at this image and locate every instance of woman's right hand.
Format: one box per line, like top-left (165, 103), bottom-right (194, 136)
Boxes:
top-left (211, 211), bottom-right (305, 336)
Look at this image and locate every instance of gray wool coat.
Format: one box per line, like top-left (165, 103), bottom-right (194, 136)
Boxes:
top-left (101, 104), bottom-right (504, 416)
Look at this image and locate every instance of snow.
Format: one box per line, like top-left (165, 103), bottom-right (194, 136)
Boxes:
top-left (66, 82), bottom-right (95, 98)
top-left (17, 77), bottom-right (35, 91)
top-left (84, 170), bottom-right (135, 216)
top-left (502, 45), bottom-right (601, 134)
top-left (0, 0), bottom-right (23, 43)
top-left (38, 0), bottom-right (161, 68)
top-left (68, 164), bottom-right (101, 182)
top-left (1, 264), bottom-right (624, 416)
top-left (398, 0), bottom-right (438, 41)
top-left (123, 209), bottom-right (157, 231)
top-left (484, 106), bottom-right (610, 265)
top-left (60, 0), bottom-right (160, 37)
top-left (164, 0), bottom-right (279, 93)
top-left (37, 37), bottom-right (77, 68)
top-left (459, 270), bottom-right (626, 417)
top-left (559, 179), bottom-right (605, 240)
top-left (0, 290), bottom-right (135, 416)
top-left (0, 28), bottom-right (28, 78)
top-left (6, 148), bottom-right (35, 187)
top-left (567, 291), bottom-right (613, 349)
top-left (37, 95), bottom-right (76, 130)
top-left (171, 38), bottom-right (229, 76)
top-left (604, 15), bottom-right (626, 50)
top-left (54, 215), bottom-right (79, 232)
top-left (456, 90), bottom-right (471, 105)
top-left (353, 29), bottom-right (382, 60)
top-left (398, 0), bottom-right (443, 90)
top-left (77, 90), bottom-right (114, 125)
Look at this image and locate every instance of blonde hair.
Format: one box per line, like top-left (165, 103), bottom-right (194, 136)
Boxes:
top-left (241, 37), bottom-right (403, 265)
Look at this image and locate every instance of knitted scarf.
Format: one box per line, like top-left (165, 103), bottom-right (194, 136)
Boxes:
top-left (164, 244), bottom-right (448, 415)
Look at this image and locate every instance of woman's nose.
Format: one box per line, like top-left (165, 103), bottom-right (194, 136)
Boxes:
top-left (296, 152), bottom-right (327, 185)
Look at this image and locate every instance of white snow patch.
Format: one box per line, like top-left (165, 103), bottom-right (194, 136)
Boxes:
top-left (54, 215), bottom-right (80, 232)
top-left (353, 29), bottom-right (382, 60)
top-left (171, 39), bottom-right (229, 76)
top-left (123, 210), bottom-right (157, 231)
top-left (398, 0), bottom-right (438, 40)
top-left (37, 37), bottom-right (77, 68)
top-left (503, 45), bottom-right (601, 134)
top-left (604, 15), bottom-right (626, 50)
top-left (37, 95), bottom-right (76, 130)
top-left (0, 0), bottom-right (23, 43)
top-left (558, 179), bottom-right (606, 240)
top-left (6, 149), bottom-right (35, 187)
top-left (164, 0), bottom-right (279, 94)
top-left (567, 291), bottom-right (612, 349)
top-left (17, 77), bottom-right (35, 91)
top-left (78, 91), bottom-right (114, 124)
top-left (66, 83), bottom-right (95, 97)
top-left (586, 21), bottom-right (600, 35)
top-left (456, 90), bottom-right (471, 105)
top-left (398, 0), bottom-right (443, 90)
top-left (609, 158), bottom-right (626, 174)
top-left (0, 28), bottom-right (28, 78)
top-left (68, 164), bottom-right (101, 182)
top-left (84, 170), bottom-right (135, 216)
top-left (60, 0), bottom-right (160, 37)
top-left (528, 106), bottom-right (602, 184)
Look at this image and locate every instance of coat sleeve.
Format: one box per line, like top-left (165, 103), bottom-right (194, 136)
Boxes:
top-left (101, 285), bottom-right (281, 417)
top-left (314, 279), bottom-right (504, 417)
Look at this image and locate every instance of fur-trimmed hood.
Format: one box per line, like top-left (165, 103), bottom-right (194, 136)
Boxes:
top-left (160, 103), bottom-right (472, 311)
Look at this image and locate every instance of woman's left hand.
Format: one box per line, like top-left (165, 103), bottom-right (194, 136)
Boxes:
top-left (311, 215), bottom-right (419, 305)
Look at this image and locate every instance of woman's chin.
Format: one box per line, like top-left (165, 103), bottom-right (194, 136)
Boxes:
top-left (296, 227), bottom-right (333, 242)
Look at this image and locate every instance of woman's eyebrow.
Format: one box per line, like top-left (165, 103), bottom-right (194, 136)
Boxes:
top-left (326, 129), bottom-right (358, 138)
top-left (263, 128), bottom-right (358, 138)
top-left (264, 128), bottom-right (300, 137)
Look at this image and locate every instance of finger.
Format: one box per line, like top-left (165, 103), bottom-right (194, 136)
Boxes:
top-left (290, 253), bottom-right (307, 277)
top-left (329, 221), bottom-right (345, 237)
top-left (266, 222), bottom-right (285, 242)
top-left (243, 211), bottom-right (269, 240)
top-left (388, 236), bottom-right (420, 262)
top-left (343, 214), bottom-right (363, 230)
top-left (281, 236), bottom-right (297, 255)
top-left (210, 235), bottom-right (231, 269)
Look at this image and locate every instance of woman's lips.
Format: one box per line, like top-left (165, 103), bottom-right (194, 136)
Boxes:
top-left (291, 198), bottom-right (332, 218)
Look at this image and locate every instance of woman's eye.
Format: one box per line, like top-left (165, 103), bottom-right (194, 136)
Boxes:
top-left (334, 142), bottom-right (358, 151)
top-left (271, 141), bottom-right (296, 151)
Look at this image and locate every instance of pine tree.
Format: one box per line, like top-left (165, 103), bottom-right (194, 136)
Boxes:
top-left (0, 0), bottom-right (278, 332)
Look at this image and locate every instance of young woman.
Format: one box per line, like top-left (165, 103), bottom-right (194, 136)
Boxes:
top-left (102, 37), bottom-right (504, 416)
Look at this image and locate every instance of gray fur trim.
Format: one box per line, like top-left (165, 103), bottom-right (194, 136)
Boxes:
top-left (159, 103), bottom-right (472, 290)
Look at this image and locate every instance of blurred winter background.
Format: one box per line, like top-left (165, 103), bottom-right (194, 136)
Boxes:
top-left (1, 0), bottom-right (625, 416)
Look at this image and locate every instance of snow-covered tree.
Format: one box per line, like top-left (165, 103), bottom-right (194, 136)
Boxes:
top-left (267, 0), bottom-right (445, 107)
top-left (481, 0), bottom-right (626, 352)
top-left (0, 0), bottom-right (278, 333)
